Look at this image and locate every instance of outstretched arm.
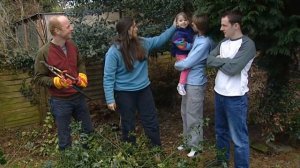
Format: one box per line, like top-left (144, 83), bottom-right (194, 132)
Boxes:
top-left (142, 25), bottom-right (176, 52)
top-left (142, 18), bottom-right (176, 52)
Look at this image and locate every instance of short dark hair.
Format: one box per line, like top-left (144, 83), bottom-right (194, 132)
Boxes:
top-left (221, 10), bottom-right (242, 26)
top-left (192, 14), bottom-right (209, 35)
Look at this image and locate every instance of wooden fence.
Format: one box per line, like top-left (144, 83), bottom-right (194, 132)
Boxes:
top-left (0, 71), bottom-right (39, 128)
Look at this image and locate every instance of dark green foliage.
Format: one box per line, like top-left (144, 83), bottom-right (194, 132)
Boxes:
top-left (0, 148), bottom-right (7, 165)
top-left (149, 57), bottom-right (180, 108)
top-left (20, 78), bottom-right (38, 105)
top-left (64, 1), bottom-right (119, 61)
top-left (36, 0), bottom-right (62, 12)
top-left (69, 0), bottom-right (187, 60)
top-left (42, 121), bottom-right (203, 168)
top-left (71, 18), bottom-right (115, 61)
top-left (291, 112), bottom-right (300, 140)
top-left (256, 84), bottom-right (300, 139)
top-left (2, 49), bottom-right (35, 74)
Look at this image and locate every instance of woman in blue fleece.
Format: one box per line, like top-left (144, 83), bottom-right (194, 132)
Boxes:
top-left (103, 16), bottom-right (176, 146)
top-left (175, 14), bottom-right (214, 158)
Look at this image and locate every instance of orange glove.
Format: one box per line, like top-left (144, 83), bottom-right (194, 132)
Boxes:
top-left (76, 73), bottom-right (88, 88)
top-left (53, 76), bottom-right (72, 89)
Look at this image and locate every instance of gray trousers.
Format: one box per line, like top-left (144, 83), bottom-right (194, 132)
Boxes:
top-left (181, 84), bottom-right (206, 149)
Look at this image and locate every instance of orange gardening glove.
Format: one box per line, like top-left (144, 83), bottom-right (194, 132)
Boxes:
top-left (76, 73), bottom-right (88, 88)
top-left (53, 76), bottom-right (72, 89)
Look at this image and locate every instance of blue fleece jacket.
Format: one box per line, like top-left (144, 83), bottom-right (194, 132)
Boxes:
top-left (175, 35), bottom-right (214, 86)
top-left (171, 26), bottom-right (194, 56)
top-left (103, 26), bottom-right (176, 104)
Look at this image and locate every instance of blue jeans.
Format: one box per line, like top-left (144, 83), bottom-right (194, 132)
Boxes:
top-left (50, 95), bottom-right (93, 150)
top-left (214, 92), bottom-right (249, 168)
top-left (115, 86), bottom-right (161, 146)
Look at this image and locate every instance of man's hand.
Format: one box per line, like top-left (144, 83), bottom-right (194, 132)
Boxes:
top-left (53, 76), bottom-right (72, 89)
top-left (107, 103), bottom-right (116, 111)
top-left (76, 73), bottom-right (88, 88)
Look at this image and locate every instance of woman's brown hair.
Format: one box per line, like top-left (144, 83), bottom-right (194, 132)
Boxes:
top-left (114, 17), bottom-right (145, 71)
top-left (192, 14), bottom-right (209, 35)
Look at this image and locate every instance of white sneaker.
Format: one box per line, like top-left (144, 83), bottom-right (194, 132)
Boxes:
top-left (177, 145), bottom-right (184, 151)
top-left (187, 149), bottom-right (198, 158)
top-left (177, 84), bottom-right (186, 96)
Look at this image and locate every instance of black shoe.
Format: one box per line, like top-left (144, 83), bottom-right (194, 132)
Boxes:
top-left (204, 159), bottom-right (229, 168)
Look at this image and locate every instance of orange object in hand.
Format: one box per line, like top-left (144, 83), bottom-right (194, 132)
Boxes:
top-left (53, 76), bottom-right (73, 89)
top-left (76, 73), bottom-right (88, 88)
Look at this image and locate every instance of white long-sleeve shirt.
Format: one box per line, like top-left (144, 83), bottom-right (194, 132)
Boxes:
top-left (207, 36), bottom-right (256, 96)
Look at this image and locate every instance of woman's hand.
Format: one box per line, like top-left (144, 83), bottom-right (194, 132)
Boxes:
top-left (173, 17), bottom-right (177, 27)
top-left (107, 103), bottom-right (117, 111)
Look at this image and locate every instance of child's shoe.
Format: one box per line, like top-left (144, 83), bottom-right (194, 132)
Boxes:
top-left (177, 84), bottom-right (186, 96)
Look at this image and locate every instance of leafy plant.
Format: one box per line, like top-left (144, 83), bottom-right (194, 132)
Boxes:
top-left (149, 55), bottom-right (179, 108)
top-left (70, 14), bottom-right (116, 61)
top-left (41, 120), bottom-right (212, 168)
top-left (0, 148), bottom-right (7, 165)
top-left (21, 112), bottom-right (58, 157)
top-left (257, 83), bottom-right (300, 142)
top-left (290, 112), bottom-right (300, 140)
top-left (1, 49), bottom-right (35, 73)
top-left (20, 78), bottom-right (39, 105)
top-left (39, 112), bottom-right (59, 156)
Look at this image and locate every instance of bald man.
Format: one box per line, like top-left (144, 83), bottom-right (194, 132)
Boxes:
top-left (34, 15), bottom-right (93, 150)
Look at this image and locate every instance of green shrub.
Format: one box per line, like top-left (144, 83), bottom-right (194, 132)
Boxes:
top-left (290, 112), bottom-right (300, 141)
top-left (256, 82), bottom-right (300, 142)
top-left (1, 49), bottom-right (34, 73)
top-left (71, 16), bottom-right (116, 61)
top-left (44, 121), bottom-right (205, 168)
top-left (0, 148), bottom-right (7, 165)
top-left (149, 55), bottom-right (180, 108)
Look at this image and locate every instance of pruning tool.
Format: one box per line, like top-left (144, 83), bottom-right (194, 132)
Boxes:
top-left (40, 61), bottom-right (92, 100)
